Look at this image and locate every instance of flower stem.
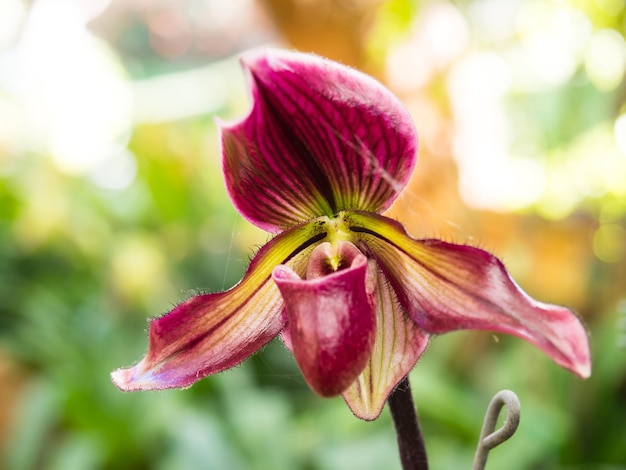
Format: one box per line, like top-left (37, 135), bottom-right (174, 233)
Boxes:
top-left (388, 376), bottom-right (428, 470)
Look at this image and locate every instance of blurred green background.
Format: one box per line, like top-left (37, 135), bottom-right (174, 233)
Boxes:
top-left (1, 0), bottom-right (625, 468)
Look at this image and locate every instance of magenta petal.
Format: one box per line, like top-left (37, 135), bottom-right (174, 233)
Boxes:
top-left (111, 219), bottom-right (327, 391)
top-left (221, 48), bottom-right (418, 233)
top-left (272, 250), bottom-right (376, 396)
top-left (347, 212), bottom-right (591, 379)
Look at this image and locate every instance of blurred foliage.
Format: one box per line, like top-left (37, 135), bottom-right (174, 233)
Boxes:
top-left (1, 0), bottom-right (625, 469)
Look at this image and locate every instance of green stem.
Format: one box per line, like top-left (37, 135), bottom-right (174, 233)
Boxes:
top-left (388, 376), bottom-right (428, 470)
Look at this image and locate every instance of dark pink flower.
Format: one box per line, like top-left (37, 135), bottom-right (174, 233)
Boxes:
top-left (112, 49), bottom-right (590, 420)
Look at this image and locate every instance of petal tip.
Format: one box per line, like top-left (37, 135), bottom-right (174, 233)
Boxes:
top-left (572, 357), bottom-right (592, 379)
top-left (110, 359), bottom-right (158, 392)
top-left (347, 403), bottom-right (384, 421)
top-left (110, 366), bottom-right (138, 391)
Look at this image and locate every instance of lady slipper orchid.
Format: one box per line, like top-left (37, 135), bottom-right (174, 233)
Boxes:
top-left (111, 49), bottom-right (591, 421)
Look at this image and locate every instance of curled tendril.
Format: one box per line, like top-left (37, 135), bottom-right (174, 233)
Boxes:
top-left (472, 390), bottom-right (521, 470)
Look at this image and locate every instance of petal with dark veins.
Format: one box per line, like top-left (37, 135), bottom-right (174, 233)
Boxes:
top-left (221, 49), bottom-right (418, 233)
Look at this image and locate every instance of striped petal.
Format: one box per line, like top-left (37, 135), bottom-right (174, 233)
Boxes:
top-left (342, 262), bottom-right (429, 421)
top-left (220, 49), bottom-right (417, 233)
top-left (111, 219), bottom-right (328, 391)
top-left (273, 242), bottom-right (375, 397)
top-left (346, 212), bottom-right (591, 379)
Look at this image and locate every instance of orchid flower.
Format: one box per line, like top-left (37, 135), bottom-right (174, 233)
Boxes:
top-left (112, 49), bottom-right (590, 421)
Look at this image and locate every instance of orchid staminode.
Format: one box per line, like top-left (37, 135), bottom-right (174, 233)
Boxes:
top-left (112, 49), bottom-right (590, 421)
